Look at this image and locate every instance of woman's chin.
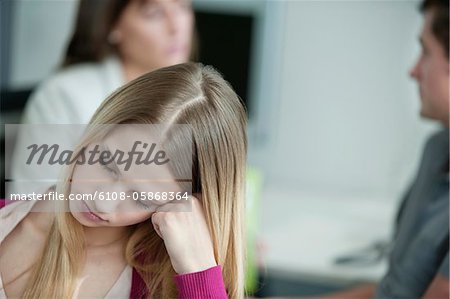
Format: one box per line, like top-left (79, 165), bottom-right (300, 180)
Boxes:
top-left (70, 211), bottom-right (90, 226)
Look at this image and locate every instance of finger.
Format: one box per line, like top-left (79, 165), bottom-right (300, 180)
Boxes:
top-left (192, 193), bottom-right (201, 201)
top-left (190, 194), bottom-right (204, 209)
top-left (190, 194), bottom-right (203, 208)
top-left (151, 212), bottom-right (163, 239)
top-left (155, 200), bottom-right (191, 213)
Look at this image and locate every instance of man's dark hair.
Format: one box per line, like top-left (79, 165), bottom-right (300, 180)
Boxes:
top-left (421, 0), bottom-right (449, 58)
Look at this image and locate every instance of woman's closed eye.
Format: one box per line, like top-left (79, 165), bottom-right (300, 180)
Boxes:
top-left (135, 198), bottom-right (152, 210)
top-left (101, 161), bottom-right (118, 177)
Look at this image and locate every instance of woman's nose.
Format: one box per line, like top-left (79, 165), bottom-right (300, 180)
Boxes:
top-left (93, 182), bottom-right (127, 214)
top-left (166, 7), bottom-right (183, 35)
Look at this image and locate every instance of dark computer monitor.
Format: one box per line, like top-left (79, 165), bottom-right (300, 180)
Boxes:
top-left (194, 10), bottom-right (254, 115)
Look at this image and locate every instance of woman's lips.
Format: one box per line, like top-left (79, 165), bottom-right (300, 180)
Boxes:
top-left (167, 45), bottom-right (187, 55)
top-left (81, 200), bottom-right (107, 222)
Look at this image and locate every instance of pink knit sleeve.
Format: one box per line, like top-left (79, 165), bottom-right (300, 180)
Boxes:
top-left (174, 265), bottom-right (228, 299)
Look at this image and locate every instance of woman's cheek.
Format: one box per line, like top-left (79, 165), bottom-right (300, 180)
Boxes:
top-left (113, 210), bottom-right (154, 226)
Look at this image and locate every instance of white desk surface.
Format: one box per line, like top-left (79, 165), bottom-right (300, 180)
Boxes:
top-left (259, 184), bottom-right (398, 283)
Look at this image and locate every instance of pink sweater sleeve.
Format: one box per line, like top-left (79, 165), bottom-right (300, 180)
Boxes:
top-left (174, 265), bottom-right (228, 299)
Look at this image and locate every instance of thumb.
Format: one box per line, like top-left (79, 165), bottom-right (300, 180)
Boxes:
top-left (151, 212), bottom-right (163, 239)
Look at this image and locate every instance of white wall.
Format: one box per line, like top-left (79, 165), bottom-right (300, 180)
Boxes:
top-left (9, 0), bottom-right (77, 89)
top-left (253, 0), bottom-right (439, 202)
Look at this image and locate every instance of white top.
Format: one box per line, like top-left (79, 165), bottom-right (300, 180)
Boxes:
top-left (0, 200), bottom-right (132, 299)
top-left (8, 56), bottom-right (124, 196)
top-left (22, 56), bottom-right (123, 124)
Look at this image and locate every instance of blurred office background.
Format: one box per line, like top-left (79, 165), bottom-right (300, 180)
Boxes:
top-left (0, 0), bottom-right (439, 296)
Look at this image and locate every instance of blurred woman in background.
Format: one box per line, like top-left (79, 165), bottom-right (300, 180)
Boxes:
top-left (11, 0), bottom-right (196, 189)
top-left (21, 0), bottom-right (195, 124)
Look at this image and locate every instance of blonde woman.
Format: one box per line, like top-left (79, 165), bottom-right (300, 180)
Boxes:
top-left (0, 63), bottom-right (246, 299)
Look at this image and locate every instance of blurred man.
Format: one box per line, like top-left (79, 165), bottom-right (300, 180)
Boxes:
top-left (321, 0), bottom-right (449, 298)
top-left (376, 0), bottom-right (449, 296)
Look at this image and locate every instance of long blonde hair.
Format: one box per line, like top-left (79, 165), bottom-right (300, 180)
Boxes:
top-left (22, 63), bottom-right (247, 298)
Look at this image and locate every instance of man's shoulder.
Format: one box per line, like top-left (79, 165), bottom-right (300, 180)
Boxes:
top-left (424, 127), bottom-right (449, 153)
top-left (417, 127), bottom-right (449, 173)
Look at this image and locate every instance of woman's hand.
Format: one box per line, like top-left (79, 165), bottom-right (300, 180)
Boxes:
top-left (151, 195), bottom-right (217, 274)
